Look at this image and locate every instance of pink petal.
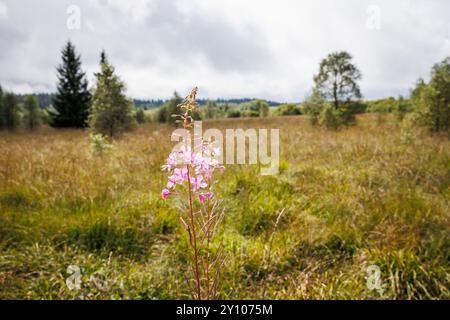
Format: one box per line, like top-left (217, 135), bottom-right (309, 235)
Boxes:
top-left (162, 188), bottom-right (171, 199)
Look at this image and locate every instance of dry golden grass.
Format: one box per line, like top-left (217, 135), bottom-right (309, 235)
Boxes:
top-left (0, 114), bottom-right (449, 299)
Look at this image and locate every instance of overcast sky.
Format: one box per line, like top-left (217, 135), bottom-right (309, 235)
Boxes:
top-left (0, 0), bottom-right (449, 101)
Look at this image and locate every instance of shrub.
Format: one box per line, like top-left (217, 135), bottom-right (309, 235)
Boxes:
top-left (367, 98), bottom-right (397, 113)
top-left (339, 102), bottom-right (358, 125)
top-left (400, 113), bottom-right (420, 145)
top-left (157, 92), bottom-right (201, 125)
top-left (242, 110), bottom-right (260, 118)
top-left (394, 96), bottom-right (411, 122)
top-left (275, 103), bottom-right (301, 116)
top-left (319, 104), bottom-right (341, 130)
top-left (227, 109), bottom-right (241, 118)
top-left (239, 100), bottom-right (270, 117)
top-left (89, 133), bottom-right (112, 155)
top-left (302, 88), bottom-right (325, 126)
top-left (411, 57), bottom-right (450, 133)
top-left (135, 108), bottom-right (145, 124)
top-left (202, 101), bottom-right (230, 119)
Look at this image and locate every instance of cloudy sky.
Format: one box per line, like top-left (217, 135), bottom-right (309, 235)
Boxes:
top-left (0, 0), bottom-right (449, 101)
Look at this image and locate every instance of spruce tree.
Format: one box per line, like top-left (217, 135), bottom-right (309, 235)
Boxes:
top-left (89, 52), bottom-right (135, 137)
top-left (165, 92), bottom-right (183, 125)
top-left (51, 41), bottom-right (91, 128)
top-left (24, 95), bottom-right (40, 130)
top-left (100, 49), bottom-right (107, 65)
top-left (159, 91), bottom-right (201, 125)
top-left (3, 92), bottom-right (20, 130)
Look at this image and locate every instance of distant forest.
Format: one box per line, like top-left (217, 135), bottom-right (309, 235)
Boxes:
top-left (13, 93), bottom-right (282, 110)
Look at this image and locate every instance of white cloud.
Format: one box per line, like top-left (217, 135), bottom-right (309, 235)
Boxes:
top-left (107, 0), bottom-right (153, 24)
top-left (0, 0), bottom-right (449, 101)
top-left (0, 1), bottom-right (7, 19)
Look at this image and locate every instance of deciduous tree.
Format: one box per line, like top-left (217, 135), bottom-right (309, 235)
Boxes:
top-left (314, 51), bottom-right (362, 109)
top-left (412, 57), bottom-right (450, 133)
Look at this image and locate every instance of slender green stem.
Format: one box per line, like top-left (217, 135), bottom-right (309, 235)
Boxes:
top-left (186, 163), bottom-right (201, 300)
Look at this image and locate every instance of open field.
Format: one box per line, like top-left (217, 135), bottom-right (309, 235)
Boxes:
top-left (0, 115), bottom-right (449, 299)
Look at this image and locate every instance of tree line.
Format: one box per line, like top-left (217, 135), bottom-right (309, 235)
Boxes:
top-left (156, 51), bottom-right (448, 134)
top-left (0, 44), bottom-right (448, 135)
top-left (0, 87), bottom-right (42, 131)
top-left (300, 51), bottom-right (449, 133)
top-left (0, 41), bottom-right (136, 137)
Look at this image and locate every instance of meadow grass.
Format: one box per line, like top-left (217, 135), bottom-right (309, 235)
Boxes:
top-left (0, 115), bottom-right (449, 299)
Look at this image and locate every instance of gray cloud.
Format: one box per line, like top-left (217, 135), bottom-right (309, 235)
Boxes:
top-left (0, 0), bottom-right (449, 101)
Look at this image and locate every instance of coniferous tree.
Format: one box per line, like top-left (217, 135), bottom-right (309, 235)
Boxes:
top-left (157, 92), bottom-right (182, 125)
top-left (51, 41), bottom-right (91, 128)
top-left (166, 92), bottom-right (183, 125)
top-left (24, 95), bottom-right (40, 130)
top-left (100, 49), bottom-right (107, 65)
top-left (89, 52), bottom-right (136, 137)
top-left (157, 103), bottom-right (169, 123)
top-left (156, 92), bottom-right (201, 125)
top-left (3, 92), bottom-right (20, 130)
top-left (0, 85), bottom-right (4, 129)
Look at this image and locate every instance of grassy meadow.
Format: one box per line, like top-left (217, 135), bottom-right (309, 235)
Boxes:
top-left (0, 114), bottom-right (449, 299)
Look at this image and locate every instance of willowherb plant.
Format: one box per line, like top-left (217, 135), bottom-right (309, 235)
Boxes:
top-left (161, 87), bottom-right (225, 300)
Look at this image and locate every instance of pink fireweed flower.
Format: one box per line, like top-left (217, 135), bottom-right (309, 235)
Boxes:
top-left (167, 177), bottom-right (176, 188)
top-left (198, 191), bottom-right (214, 202)
top-left (162, 188), bottom-right (171, 199)
top-left (190, 175), bottom-right (208, 191)
top-left (160, 88), bottom-right (227, 299)
top-left (174, 167), bottom-right (189, 182)
top-left (162, 142), bottom-right (222, 200)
